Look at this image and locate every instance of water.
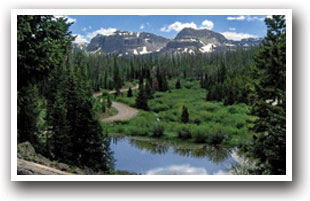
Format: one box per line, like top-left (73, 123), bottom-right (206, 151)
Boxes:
top-left (110, 136), bottom-right (242, 175)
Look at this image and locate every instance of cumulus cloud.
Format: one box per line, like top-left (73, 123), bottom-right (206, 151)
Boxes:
top-left (160, 19), bottom-right (214, 32)
top-left (160, 21), bottom-right (197, 32)
top-left (54, 15), bottom-right (76, 23)
top-left (86, 27), bottom-right (117, 39)
top-left (200, 19), bottom-right (214, 30)
top-left (227, 15), bottom-right (265, 22)
top-left (221, 32), bottom-right (258, 41)
top-left (73, 34), bottom-right (88, 43)
top-left (227, 15), bottom-right (246, 21)
top-left (140, 24), bottom-right (145, 30)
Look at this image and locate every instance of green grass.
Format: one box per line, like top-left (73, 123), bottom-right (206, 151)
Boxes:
top-left (105, 79), bottom-right (256, 147)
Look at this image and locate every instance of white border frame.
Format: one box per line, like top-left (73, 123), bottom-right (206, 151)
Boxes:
top-left (11, 9), bottom-right (292, 181)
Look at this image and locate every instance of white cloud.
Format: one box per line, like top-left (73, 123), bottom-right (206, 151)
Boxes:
top-left (82, 27), bottom-right (87, 32)
top-left (88, 26), bottom-right (92, 29)
top-left (247, 16), bottom-right (265, 21)
top-left (227, 15), bottom-right (246, 21)
top-left (229, 27), bottom-right (236, 31)
top-left (265, 15), bottom-right (272, 19)
top-left (54, 15), bottom-right (76, 23)
top-left (140, 24), bottom-right (145, 29)
top-left (221, 32), bottom-right (258, 41)
top-left (200, 19), bottom-right (214, 30)
top-left (146, 165), bottom-right (207, 175)
top-left (160, 19), bottom-right (214, 32)
top-left (86, 27), bottom-right (117, 39)
top-left (160, 21), bottom-right (197, 32)
top-left (73, 34), bottom-right (88, 43)
top-left (227, 15), bottom-right (265, 22)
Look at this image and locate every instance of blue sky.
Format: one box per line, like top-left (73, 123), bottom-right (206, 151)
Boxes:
top-left (55, 15), bottom-right (270, 43)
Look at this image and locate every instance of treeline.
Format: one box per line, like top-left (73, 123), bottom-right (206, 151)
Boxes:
top-left (17, 15), bottom-right (113, 172)
top-left (68, 46), bottom-right (255, 89)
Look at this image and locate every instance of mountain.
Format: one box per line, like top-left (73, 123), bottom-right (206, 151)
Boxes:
top-left (87, 30), bottom-right (170, 56)
top-left (73, 28), bottom-right (262, 56)
top-left (72, 42), bottom-right (89, 52)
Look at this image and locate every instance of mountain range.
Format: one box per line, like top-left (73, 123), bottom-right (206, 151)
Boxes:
top-left (72, 28), bottom-right (262, 56)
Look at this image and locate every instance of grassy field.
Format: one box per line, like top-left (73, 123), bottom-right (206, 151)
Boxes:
top-left (103, 79), bottom-right (256, 147)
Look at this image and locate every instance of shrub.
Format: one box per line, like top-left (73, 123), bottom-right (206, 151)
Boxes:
top-left (209, 126), bottom-right (227, 145)
top-left (192, 125), bottom-right (211, 143)
top-left (150, 103), bottom-right (169, 112)
top-left (150, 123), bottom-right (165, 138)
top-left (101, 90), bottom-right (110, 97)
top-left (176, 124), bottom-right (192, 139)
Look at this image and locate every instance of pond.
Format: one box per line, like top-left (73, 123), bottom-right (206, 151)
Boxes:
top-left (110, 136), bottom-right (244, 175)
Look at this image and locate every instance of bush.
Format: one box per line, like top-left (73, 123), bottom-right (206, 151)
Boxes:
top-left (191, 125), bottom-right (211, 143)
top-left (101, 90), bottom-right (110, 97)
top-left (150, 103), bottom-right (170, 112)
top-left (209, 126), bottom-right (227, 145)
top-left (176, 124), bottom-right (193, 139)
top-left (128, 126), bottom-right (149, 136)
top-left (150, 123), bottom-right (165, 138)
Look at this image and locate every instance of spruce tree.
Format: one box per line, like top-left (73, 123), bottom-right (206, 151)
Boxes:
top-left (102, 99), bottom-right (106, 113)
top-left (175, 79), bottom-right (181, 89)
top-left (135, 83), bottom-right (148, 110)
top-left (181, 105), bottom-right (189, 123)
top-left (247, 15), bottom-right (286, 175)
top-left (145, 79), bottom-right (153, 99)
top-left (127, 87), bottom-right (133, 97)
top-left (17, 15), bottom-right (73, 144)
top-left (107, 95), bottom-right (112, 108)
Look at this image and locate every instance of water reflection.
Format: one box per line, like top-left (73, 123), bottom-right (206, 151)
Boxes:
top-left (129, 139), bottom-right (168, 155)
top-left (112, 136), bottom-right (232, 163)
top-left (110, 135), bottom-right (239, 175)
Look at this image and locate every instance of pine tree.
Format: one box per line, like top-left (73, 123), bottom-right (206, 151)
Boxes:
top-left (127, 87), bottom-right (133, 97)
top-left (175, 79), bottom-right (181, 89)
top-left (107, 95), bottom-right (112, 108)
top-left (102, 99), bottom-right (106, 113)
top-left (135, 83), bottom-right (148, 110)
top-left (17, 15), bottom-right (73, 144)
top-left (17, 85), bottom-right (40, 145)
top-left (145, 79), bottom-right (153, 99)
top-left (181, 105), bottom-right (189, 123)
top-left (247, 15), bottom-right (286, 175)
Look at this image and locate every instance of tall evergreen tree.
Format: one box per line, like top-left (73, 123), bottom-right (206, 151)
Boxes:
top-left (127, 87), bottom-right (133, 97)
top-left (17, 15), bottom-right (73, 144)
top-left (247, 15), bottom-right (286, 175)
top-left (181, 105), bottom-right (189, 123)
top-left (135, 83), bottom-right (148, 110)
top-left (175, 79), bottom-right (181, 89)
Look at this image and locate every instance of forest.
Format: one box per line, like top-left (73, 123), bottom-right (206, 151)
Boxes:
top-left (17, 15), bottom-right (286, 175)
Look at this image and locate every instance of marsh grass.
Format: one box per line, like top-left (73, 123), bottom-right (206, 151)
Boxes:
top-left (105, 79), bottom-right (256, 146)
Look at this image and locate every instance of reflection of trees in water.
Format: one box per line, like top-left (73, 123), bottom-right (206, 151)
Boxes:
top-left (112, 136), bottom-right (233, 163)
top-left (174, 145), bottom-right (232, 164)
top-left (129, 139), bottom-right (168, 155)
top-left (111, 136), bottom-right (125, 145)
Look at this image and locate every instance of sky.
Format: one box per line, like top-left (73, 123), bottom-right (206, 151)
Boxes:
top-left (54, 15), bottom-right (270, 43)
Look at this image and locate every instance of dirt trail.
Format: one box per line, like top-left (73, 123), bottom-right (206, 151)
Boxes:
top-left (94, 85), bottom-right (139, 122)
top-left (17, 159), bottom-right (73, 175)
top-left (102, 102), bottom-right (138, 122)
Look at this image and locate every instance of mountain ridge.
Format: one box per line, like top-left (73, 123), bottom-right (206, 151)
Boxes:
top-left (72, 28), bottom-right (262, 56)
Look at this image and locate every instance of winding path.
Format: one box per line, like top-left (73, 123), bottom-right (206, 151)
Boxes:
top-left (94, 85), bottom-right (139, 122)
top-left (102, 102), bottom-right (138, 122)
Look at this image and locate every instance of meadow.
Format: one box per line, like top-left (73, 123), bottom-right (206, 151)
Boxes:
top-left (100, 79), bottom-right (256, 147)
